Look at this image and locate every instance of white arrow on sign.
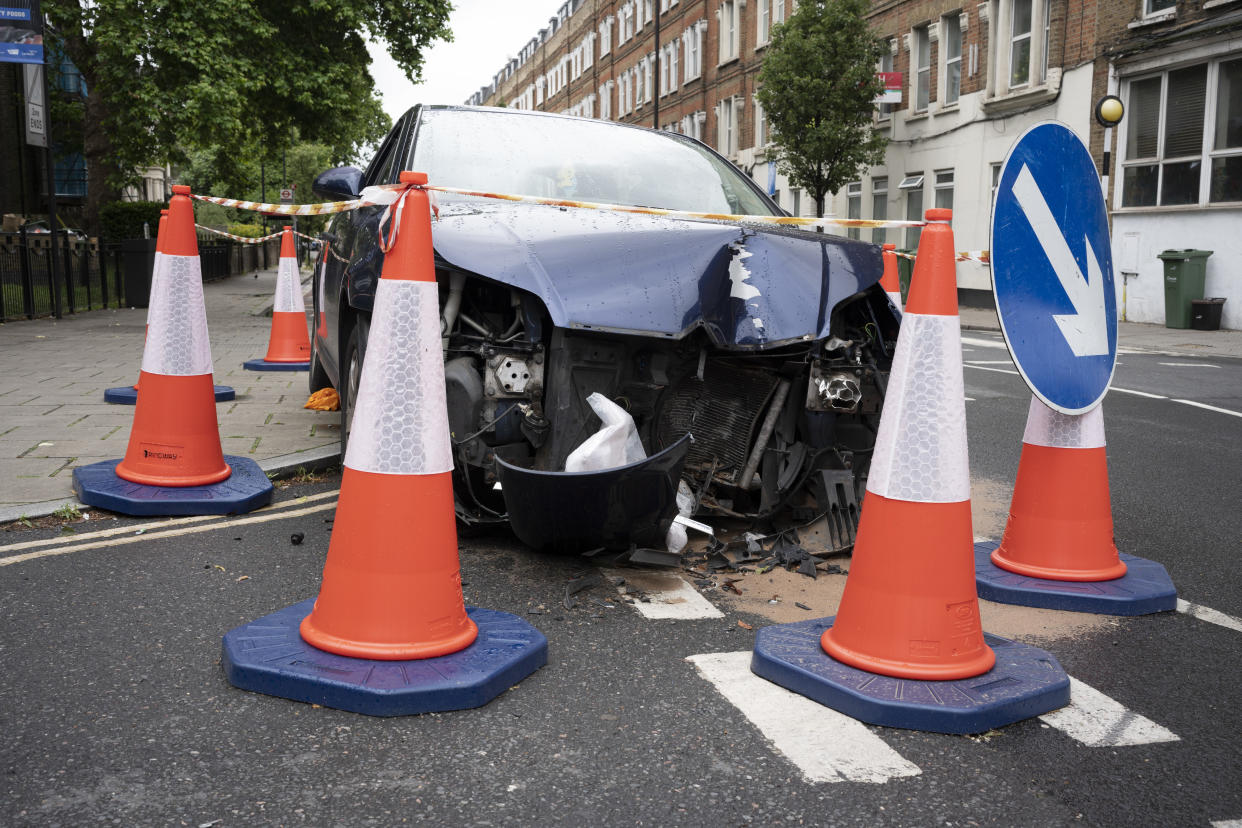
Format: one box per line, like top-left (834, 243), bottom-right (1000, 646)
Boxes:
top-left (1011, 164), bottom-right (1109, 357)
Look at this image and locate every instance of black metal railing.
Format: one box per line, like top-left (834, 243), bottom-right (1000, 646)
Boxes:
top-left (0, 231), bottom-right (280, 322)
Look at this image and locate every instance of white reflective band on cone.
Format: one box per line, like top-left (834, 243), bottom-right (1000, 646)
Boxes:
top-left (344, 279), bottom-right (454, 476)
top-left (145, 251), bottom-right (167, 326)
top-left (1023, 396), bottom-right (1106, 449)
top-left (273, 255), bottom-right (305, 313)
top-left (886, 290), bottom-right (903, 312)
top-left (141, 254), bottom-right (214, 377)
top-left (867, 312), bottom-right (970, 503)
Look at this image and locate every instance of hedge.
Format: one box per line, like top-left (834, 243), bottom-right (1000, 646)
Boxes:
top-left (98, 201), bottom-right (165, 241)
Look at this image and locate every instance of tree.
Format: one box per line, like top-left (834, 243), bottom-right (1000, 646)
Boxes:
top-left (42, 0), bottom-right (452, 234)
top-left (756, 0), bottom-right (887, 218)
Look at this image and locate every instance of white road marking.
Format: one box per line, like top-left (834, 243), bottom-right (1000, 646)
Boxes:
top-left (1178, 599), bottom-right (1242, 634)
top-left (0, 500), bottom-right (338, 567)
top-left (1039, 677), bottom-right (1179, 746)
top-left (686, 651), bottom-right (921, 784)
top-left (1210, 819), bottom-right (1242, 827)
top-left (1111, 387), bottom-right (1167, 399)
top-left (961, 336), bottom-right (1008, 349)
top-left (964, 360), bottom-right (1016, 365)
top-left (0, 490), bottom-right (340, 554)
top-left (964, 397), bottom-right (976, 402)
top-left (1158, 362), bottom-right (1219, 368)
top-left (964, 364), bottom-right (1020, 376)
top-left (1172, 399), bottom-right (1242, 419)
top-left (605, 569), bottom-right (723, 619)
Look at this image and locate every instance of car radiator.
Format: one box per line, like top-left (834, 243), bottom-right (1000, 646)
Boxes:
top-left (654, 362), bottom-right (781, 485)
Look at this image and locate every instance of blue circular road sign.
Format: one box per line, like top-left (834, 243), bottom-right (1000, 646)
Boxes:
top-left (991, 122), bottom-right (1118, 414)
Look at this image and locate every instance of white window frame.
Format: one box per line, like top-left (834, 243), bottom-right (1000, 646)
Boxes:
top-left (636, 60), bottom-right (646, 108)
top-left (599, 81), bottom-right (614, 120)
top-left (941, 13), bottom-right (962, 106)
top-left (913, 25), bottom-right (931, 113)
top-left (683, 21), bottom-right (705, 82)
top-left (600, 16), bottom-right (613, 56)
top-left (753, 95), bottom-right (768, 149)
top-left (718, 1), bottom-right (739, 65)
top-left (717, 96), bottom-right (741, 157)
top-left (900, 174), bottom-right (924, 249)
top-left (773, 0), bottom-right (785, 25)
top-left (757, 0), bottom-right (772, 47)
top-left (1144, 0), bottom-right (1175, 18)
top-left (934, 168), bottom-right (955, 211)
top-left (988, 0), bottom-right (1050, 97)
top-left (870, 177), bottom-right (888, 244)
top-left (877, 40), bottom-right (896, 119)
top-left (644, 52), bottom-right (655, 103)
top-left (1117, 55), bottom-right (1242, 209)
top-left (846, 181), bottom-right (863, 240)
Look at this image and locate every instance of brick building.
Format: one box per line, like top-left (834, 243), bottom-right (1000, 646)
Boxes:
top-left (471, 0), bottom-right (1240, 319)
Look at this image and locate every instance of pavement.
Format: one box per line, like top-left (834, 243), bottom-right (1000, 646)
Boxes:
top-left (2, 273), bottom-right (1240, 523)
top-left (0, 264), bottom-right (340, 522)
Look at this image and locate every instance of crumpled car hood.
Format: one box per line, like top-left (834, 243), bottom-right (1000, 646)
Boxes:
top-left (430, 199), bottom-right (881, 348)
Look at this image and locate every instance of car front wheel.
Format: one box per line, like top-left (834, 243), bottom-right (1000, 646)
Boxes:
top-left (339, 314), bottom-right (369, 458)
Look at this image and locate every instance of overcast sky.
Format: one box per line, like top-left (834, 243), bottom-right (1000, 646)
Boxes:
top-left (366, 1), bottom-right (564, 120)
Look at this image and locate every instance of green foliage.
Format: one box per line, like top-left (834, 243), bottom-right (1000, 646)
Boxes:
top-left (194, 201), bottom-right (232, 230)
top-left (226, 223), bottom-right (265, 238)
top-left (43, 0), bottom-right (452, 226)
top-left (98, 201), bottom-right (165, 241)
top-left (756, 0), bottom-right (888, 216)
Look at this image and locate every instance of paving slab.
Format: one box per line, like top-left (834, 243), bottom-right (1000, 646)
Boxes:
top-left (0, 265), bottom-right (340, 515)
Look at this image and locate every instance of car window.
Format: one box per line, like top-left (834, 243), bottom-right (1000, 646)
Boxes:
top-left (363, 115), bottom-right (407, 187)
top-left (409, 109), bottom-right (776, 216)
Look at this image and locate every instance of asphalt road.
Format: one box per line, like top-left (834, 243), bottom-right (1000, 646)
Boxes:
top-left (2, 336), bottom-right (1240, 827)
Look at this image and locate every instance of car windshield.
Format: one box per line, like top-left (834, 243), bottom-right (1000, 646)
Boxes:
top-left (408, 108), bottom-right (777, 216)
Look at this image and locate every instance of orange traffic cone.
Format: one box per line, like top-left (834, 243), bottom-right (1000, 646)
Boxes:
top-left (298, 172), bottom-right (477, 660)
top-left (973, 396), bottom-right (1176, 614)
top-left (821, 208), bottom-right (995, 681)
top-left (76, 186), bottom-right (272, 516)
top-left (223, 172), bottom-right (545, 716)
top-left (881, 243), bottom-right (903, 312)
top-left (114, 187), bottom-right (230, 487)
top-left (244, 226), bottom-right (310, 370)
top-left (991, 399), bottom-right (1126, 581)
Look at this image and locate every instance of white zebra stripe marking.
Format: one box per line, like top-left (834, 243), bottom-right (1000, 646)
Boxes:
top-left (1178, 599), bottom-right (1242, 634)
top-left (686, 651), bottom-right (921, 784)
top-left (606, 570), bottom-right (723, 620)
top-left (1039, 677), bottom-right (1179, 746)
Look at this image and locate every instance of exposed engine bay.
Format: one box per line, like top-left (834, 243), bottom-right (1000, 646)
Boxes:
top-left (439, 268), bottom-right (898, 555)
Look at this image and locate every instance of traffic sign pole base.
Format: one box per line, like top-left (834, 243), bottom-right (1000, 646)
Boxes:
top-left (222, 599), bottom-right (548, 716)
top-left (751, 616), bottom-right (1070, 735)
top-left (72, 455), bottom-right (273, 516)
top-left (974, 540), bottom-right (1177, 615)
top-left (104, 384), bottom-right (235, 404)
top-left (243, 359), bottom-right (309, 372)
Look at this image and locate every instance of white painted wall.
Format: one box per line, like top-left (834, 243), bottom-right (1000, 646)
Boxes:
top-left (1111, 209), bottom-right (1242, 330)
top-left (749, 63), bottom-right (1097, 295)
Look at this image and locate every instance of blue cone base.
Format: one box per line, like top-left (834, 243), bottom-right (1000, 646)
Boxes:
top-left (243, 358), bottom-right (309, 372)
top-left (72, 455), bottom-right (273, 516)
top-left (974, 540), bottom-right (1177, 616)
top-left (104, 384), bottom-right (235, 404)
top-left (222, 599), bottom-right (548, 716)
top-left (751, 616), bottom-right (1070, 735)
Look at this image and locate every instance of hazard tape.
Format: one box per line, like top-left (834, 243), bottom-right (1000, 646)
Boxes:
top-left (419, 185), bottom-right (931, 230)
top-left (195, 225), bottom-right (282, 244)
top-left (189, 184), bottom-right (998, 258)
top-left (894, 249), bottom-right (992, 265)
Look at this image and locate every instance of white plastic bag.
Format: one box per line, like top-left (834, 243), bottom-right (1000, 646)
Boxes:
top-left (664, 479), bottom-right (697, 554)
top-left (564, 392), bottom-right (647, 472)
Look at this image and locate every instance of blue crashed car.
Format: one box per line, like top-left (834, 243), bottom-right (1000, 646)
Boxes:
top-left (311, 105), bottom-right (899, 554)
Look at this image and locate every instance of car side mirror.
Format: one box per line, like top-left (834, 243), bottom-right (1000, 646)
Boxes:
top-left (313, 166), bottom-right (364, 200)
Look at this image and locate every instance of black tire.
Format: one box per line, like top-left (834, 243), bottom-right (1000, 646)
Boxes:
top-left (308, 334), bottom-right (331, 393)
top-left (339, 314), bottom-right (370, 458)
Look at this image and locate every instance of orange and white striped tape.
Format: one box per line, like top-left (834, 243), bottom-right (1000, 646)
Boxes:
top-left (190, 185), bottom-right (997, 260)
top-left (195, 224), bottom-right (282, 244)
